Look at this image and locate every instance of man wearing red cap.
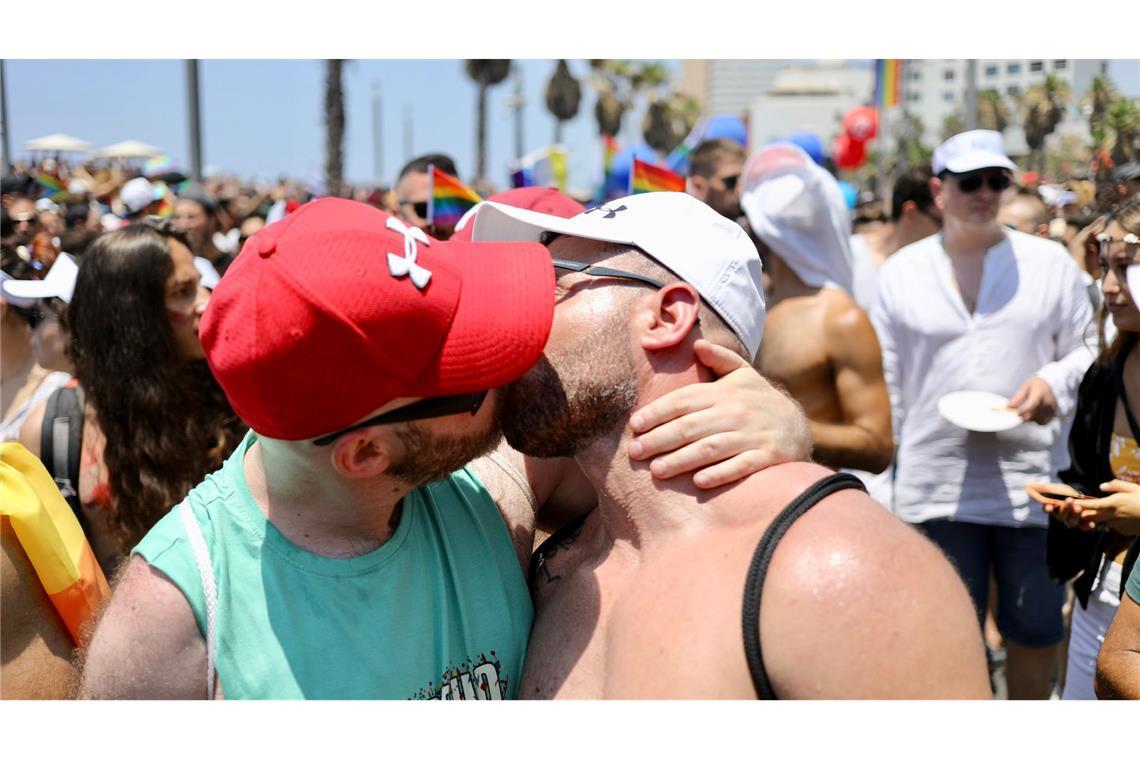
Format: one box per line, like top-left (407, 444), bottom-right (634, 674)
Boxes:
top-left (77, 199), bottom-right (811, 699)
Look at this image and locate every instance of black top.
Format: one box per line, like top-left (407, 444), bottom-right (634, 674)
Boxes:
top-left (742, 472), bottom-right (866, 700)
top-left (1053, 351), bottom-right (1140, 608)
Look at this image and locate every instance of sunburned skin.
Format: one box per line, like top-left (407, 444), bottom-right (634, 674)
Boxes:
top-left (758, 273), bottom-right (892, 474)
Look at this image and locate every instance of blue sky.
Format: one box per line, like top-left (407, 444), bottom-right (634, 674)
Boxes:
top-left (5, 59), bottom-right (1139, 194)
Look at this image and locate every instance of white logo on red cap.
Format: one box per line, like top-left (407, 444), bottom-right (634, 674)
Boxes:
top-left (386, 217), bottom-right (433, 290)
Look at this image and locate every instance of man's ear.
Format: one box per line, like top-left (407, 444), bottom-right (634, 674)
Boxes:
top-left (330, 430), bottom-right (393, 479)
top-left (638, 283), bottom-right (701, 353)
top-left (688, 175), bottom-right (708, 200)
top-left (899, 199), bottom-right (918, 219)
top-left (929, 177), bottom-right (944, 208)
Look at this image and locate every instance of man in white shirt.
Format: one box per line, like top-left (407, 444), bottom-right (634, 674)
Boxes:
top-left (871, 130), bottom-right (1095, 699)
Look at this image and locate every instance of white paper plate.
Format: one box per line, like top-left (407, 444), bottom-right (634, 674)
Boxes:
top-left (937, 390), bottom-right (1023, 433)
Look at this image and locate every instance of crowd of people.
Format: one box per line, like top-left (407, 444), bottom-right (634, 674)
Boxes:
top-left (2, 125), bottom-right (1140, 701)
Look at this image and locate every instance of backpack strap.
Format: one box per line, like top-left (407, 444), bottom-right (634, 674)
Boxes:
top-left (742, 472), bottom-right (867, 700)
top-left (39, 385), bottom-right (87, 531)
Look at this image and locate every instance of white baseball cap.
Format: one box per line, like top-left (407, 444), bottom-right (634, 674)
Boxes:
top-left (0, 252), bottom-right (79, 305)
top-left (472, 191), bottom-right (765, 360)
top-left (933, 129), bottom-right (1017, 175)
top-left (120, 177), bottom-right (164, 215)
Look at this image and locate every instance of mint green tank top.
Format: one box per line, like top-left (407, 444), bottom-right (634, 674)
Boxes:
top-left (134, 432), bottom-right (532, 699)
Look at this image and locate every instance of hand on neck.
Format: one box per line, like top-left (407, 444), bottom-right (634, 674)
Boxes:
top-left (573, 342), bottom-right (719, 549)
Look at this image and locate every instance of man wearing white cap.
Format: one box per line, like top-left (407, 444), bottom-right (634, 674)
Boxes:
top-left (871, 129), bottom-right (1095, 698)
top-left (471, 191), bottom-right (989, 698)
top-left (739, 143), bottom-right (893, 475)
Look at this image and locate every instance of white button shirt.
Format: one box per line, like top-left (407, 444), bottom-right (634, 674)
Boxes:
top-left (871, 230), bottom-right (1096, 528)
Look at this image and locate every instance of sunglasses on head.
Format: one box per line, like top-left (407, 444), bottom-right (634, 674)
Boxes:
top-left (312, 390), bottom-right (489, 447)
top-left (950, 171), bottom-right (1012, 194)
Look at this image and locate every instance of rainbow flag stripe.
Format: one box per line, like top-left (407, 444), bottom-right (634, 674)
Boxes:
top-left (603, 135), bottom-right (620, 173)
top-left (874, 59), bottom-right (902, 110)
top-left (428, 165), bottom-right (482, 228)
top-left (630, 158), bottom-right (686, 195)
top-left (35, 173), bottom-right (66, 201)
top-left (1, 442), bottom-right (109, 644)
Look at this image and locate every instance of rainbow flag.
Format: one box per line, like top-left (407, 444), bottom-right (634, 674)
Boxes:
top-left (428, 165), bottom-right (482, 228)
top-left (603, 135), bottom-right (620, 174)
top-left (35, 173), bottom-right (66, 201)
top-left (874, 59), bottom-right (902, 110)
top-left (1, 442), bottom-right (110, 644)
top-left (630, 158), bottom-right (686, 195)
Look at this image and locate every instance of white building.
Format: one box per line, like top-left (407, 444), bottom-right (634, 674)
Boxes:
top-left (902, 59), bottom-right (1109, 149)
top-left (679, 60), bottom-right (785, 116)
top-left (747, 63), bottom-right (874, 148)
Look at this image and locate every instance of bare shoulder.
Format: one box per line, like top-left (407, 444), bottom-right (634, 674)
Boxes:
top-left (757, 479), bottom-right (990, 698)
top-left (78, 555), bottom-right (207, 699)
top-left (820, 288), bottom-right (875, 337)
top-left (16, 397), bottom-right (48, 458)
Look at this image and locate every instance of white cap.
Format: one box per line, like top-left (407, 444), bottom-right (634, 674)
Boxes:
top-left (0, 252), bottom-right (79, 305)
top-left (472, 191), bottom-right (765, 361)
top-left (120, 177), bottom-right (161, 214)
top-left (35, 198), bottom-right (60, 215)
top-left (933, 129), bottom-right (1017, 175)
top-left (740, 142), bottom-right (854, 294)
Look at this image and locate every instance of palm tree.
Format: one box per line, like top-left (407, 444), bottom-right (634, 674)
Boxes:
top-left (588, 60), bottom-right (673, 144)
top-left (1104, 96), bottom-right (1140, 165)
top-left (1021, 74), bottom-right (1071, 172)
top-left (896, 111), bottom-right (932, 172)
top-left (545, 60), bottom-right (581, 144)
top-left (464, 60), bottom-right (512, 181)
top-left (324, 60), bottom-right (346, 198)
top-left (941, 113), bottom-right (966, 142)
top-left (976, 89), bottom-right (1012, 134)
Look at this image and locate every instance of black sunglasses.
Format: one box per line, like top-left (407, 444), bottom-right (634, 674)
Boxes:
top-left (399, 200), bottom-right (429, 220)
top-left (23, 298), bottom-right (66, 330)
top-left (551, 259), bottom-right (665, 290)
top-left (720, 174), bottom-right (740, 192)
top-left (952, 172), bottom-right (1011, 194)
top-left (312, 390), bottom-right (488, 447)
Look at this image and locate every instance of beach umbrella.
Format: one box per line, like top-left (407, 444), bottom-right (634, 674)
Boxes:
top-left (94, 140), bottom-right (163, 159)
top-left (22, 133), bottom-right (93, 153)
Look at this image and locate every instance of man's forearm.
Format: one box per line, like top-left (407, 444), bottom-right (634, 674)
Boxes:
top-left (808, 419), bottom-right (891, 473)
top-left (1094, 650), bottom-right (1140, 699)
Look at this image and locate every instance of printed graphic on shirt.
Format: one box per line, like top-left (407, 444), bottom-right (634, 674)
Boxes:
top-left (412, 652), bottom-right (508, 700)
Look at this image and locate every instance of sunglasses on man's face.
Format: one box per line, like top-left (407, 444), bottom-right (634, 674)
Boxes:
top-left (399, 200), bottom-right (429, 220)
top-left (312, 391), bottom-right (489, 447)
top-left (952, 171), bottom-right (1012, 194)
top-left (719, 174), bottom-right (740, 192)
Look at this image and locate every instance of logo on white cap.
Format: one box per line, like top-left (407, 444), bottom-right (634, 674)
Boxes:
top-left (385, 217), bottom-right (432, 290)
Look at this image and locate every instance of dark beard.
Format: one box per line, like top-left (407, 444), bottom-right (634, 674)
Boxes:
top-left (501, 348), bottom-right (638, 459)
top-left (387, 394), bottom-right (504, 486)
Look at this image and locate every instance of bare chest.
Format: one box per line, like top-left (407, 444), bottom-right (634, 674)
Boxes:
top-left (522, 527), bottom-right (760, 699)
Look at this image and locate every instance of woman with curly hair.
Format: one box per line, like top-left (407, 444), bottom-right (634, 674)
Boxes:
top-left (20, 219), bottom-right (245, 574)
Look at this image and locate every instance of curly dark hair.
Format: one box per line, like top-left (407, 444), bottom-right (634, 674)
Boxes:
top-left (68, 221), bottom-right (246, 553)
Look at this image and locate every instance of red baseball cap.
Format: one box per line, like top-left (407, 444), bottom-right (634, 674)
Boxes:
top-left (450, 187), bottom-right (585, 242)
top-left (200, 198), bottom-right (554, 441)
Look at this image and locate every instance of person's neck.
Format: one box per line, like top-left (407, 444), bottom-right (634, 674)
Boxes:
top-left (766, 256), bottom-right (820, 308)
top-left (1, 333), bottom-right (34, 385)
top-left (862, 222), bottom-right (897, 267)
top-left (243, 439), bottom-right (411, 558)
top-left (573, 358), bottom-right (718, 553)
top-left (941, 217), bottom-right (1005, 257)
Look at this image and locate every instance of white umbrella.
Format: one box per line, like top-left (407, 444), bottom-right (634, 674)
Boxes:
top-left (22, 133), bottom-right (94, 153)
top-left (94, 140), bottom-right (163, 159)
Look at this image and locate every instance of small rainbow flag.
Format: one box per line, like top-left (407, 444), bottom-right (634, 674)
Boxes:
top-left (874, 59), bottom-right (902, 110)
top-left (630, 158), bottom-right (686, 195)
top-left (603, 135), bottom-right (620, 174)
top-left (1, 442), bottom-right (109, 644)
top-left (35, 173), bottom-right (66, 201)
top-left (428, 165), bottom-right (482, 228)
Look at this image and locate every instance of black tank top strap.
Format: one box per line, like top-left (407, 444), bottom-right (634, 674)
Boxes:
top-left (529, 512), bottom-right (590, 593)
top-left (742, 472), bottom-right (867, 700)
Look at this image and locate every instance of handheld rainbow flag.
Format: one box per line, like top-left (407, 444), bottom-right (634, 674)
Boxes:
top-left (35, 172), bottom-right (66, 201)
top-left (630, 158), bottom-right (687, 195)
top-left (510, 146), bottom-right (569, 191)
top-left (428, 165), bottom-right (482, 228)
top-left (874, 59), bottom-right (902, 110)
top-left (1, 442), bottom-right (110, 644)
